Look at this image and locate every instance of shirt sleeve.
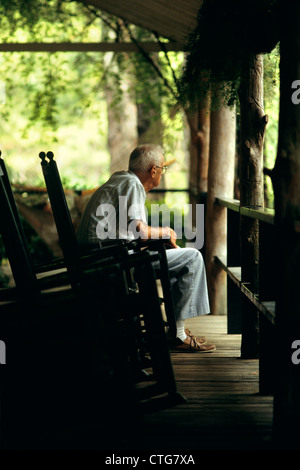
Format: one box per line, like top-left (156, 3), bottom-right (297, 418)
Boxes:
top-left (125, 182), bottom-right (147, 224)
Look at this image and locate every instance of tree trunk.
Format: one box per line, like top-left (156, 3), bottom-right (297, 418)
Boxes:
top-left (106, 80), bottom-right (138, 173)
top-left (138, 103), bottom-right (163, 143)
top-left (188, 95), bottom-right (210, 198)
top-left (137, 63), bottom-right (164, 201)
top-left (205, 84), bottom-right (236, 315)
top-left (271, 0), bottom-right (300, 448)
top-left (238, 54), bottom-right (268, 358)
top-left (187, 97), bottom-right (210, 240)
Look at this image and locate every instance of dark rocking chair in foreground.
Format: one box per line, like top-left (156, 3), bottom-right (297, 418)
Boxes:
top-left (0, 148), bottom-right (185, 449)
top-left (38, 150), bottom-right (185, 409)
top-left (0, 157), bottom-right (139, 448)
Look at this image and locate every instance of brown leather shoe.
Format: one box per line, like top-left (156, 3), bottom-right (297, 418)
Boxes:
top-left (171, 335), bottom-right (216, 352)
top-left (185, 328), bottom-right (206, 344)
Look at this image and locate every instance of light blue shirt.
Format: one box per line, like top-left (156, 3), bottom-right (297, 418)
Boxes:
top-left (76, 171), bottom-right (147, 245)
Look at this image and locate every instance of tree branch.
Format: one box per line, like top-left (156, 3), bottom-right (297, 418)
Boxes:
top-left (153, 31), bottom-right (180, 91)
top-left (122, 21), bottom-right (179, 102)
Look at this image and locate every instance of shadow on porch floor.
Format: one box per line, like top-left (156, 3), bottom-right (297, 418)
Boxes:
top-left (136, 315), bottom-right (274, 451)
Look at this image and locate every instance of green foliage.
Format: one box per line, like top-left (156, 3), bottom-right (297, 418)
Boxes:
top-left (178, 0), bottom-right (280, 111)
top-left (0, 0), bottom-right (187, 190)
top-left (0, 1), bottom-right (110, 186)
top-left (145, 197), bottom-right (187, 247)
top-left (263, 44), bottom-right (280, 208)
top-left (0, 0), bottom-right (112, 138)
top-left (0, 0), bottom-right (92, 38)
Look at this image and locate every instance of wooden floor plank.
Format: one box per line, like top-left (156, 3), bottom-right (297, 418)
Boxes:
top-left (137, 315), bottom-right (274, 451)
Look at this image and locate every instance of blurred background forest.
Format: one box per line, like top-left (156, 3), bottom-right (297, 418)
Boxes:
top-left (0, 0), bottom-right (280, 284)
top-left (0, 0), bottom-right (279, 202)
top-left (0, 1), bottom-right (188, 204)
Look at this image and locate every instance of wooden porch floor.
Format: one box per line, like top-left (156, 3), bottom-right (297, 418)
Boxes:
top-left (138, 315), bottom-right (274, 451)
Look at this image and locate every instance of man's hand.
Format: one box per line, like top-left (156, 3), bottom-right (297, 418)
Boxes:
top-left (136, 221), bottom-right (178, 248)
top-left (162, 227), bottom-right (178, 248)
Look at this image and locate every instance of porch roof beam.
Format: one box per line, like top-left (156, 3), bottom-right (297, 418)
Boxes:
top-left (0, 41), bottom-right (184, 53)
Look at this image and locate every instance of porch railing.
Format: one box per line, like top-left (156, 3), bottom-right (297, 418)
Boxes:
top-left (215, 196), bottom-right (276, 394)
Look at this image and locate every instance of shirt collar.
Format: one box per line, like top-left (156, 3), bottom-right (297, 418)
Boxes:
top-left (128, 170), bottom-right (146, 198)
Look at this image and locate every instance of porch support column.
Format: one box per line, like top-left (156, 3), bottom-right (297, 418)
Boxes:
top-left (188, 94), bottom-right (210, 204)
top-left (238, 54), bottom-right (268, 358)
top-left (272, 0), bottom-right (300, 448)
top-left (205, 84), bottom-right (236, 315)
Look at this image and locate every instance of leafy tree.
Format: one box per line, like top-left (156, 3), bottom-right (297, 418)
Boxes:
top-left (0, 0), bottom-right (186, 189)
top-left (178, 0), bottom-right (280, 110)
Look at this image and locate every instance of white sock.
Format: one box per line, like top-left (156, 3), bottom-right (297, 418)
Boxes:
top-left (176, 320), bottom-right (187, 341)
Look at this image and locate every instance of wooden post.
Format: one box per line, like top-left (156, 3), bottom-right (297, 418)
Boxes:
top-left (188, 95), bottom-right (210, 199)
top-left (205, 84), bottom-right (236, 315)
top-left (271, 0), bottom-right (300, 448)
top-left (187, 95), bottom-right (210, 257)
top-left (238, 54), bottom-right (268, 358)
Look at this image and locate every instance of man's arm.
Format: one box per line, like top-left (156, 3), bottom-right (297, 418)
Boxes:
top-left (135, 220), bottom-right (178, 248)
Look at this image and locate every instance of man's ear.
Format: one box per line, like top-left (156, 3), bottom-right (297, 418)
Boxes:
top-left (150, 166), bottom-right (156, 178)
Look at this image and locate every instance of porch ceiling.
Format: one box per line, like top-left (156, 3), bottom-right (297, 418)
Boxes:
top-left (82, 0), bottom-right (203, 45)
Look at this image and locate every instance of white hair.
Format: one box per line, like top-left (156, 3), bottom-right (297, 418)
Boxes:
top-left (128, 144), bottom-right (164, 173)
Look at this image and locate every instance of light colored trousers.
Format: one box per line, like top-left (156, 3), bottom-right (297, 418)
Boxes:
top-left (165, 247), bottom-right (210, 322)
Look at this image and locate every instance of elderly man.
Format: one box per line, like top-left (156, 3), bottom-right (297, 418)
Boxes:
top-left (76, 144), bottom-right (215, 352)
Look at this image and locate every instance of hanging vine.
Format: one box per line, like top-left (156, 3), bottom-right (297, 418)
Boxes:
top-left (177, 0), bottom-right (280, 111)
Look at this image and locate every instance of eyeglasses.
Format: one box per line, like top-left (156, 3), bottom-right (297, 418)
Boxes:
top-left (148, 165), bottom-right (168, 174)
